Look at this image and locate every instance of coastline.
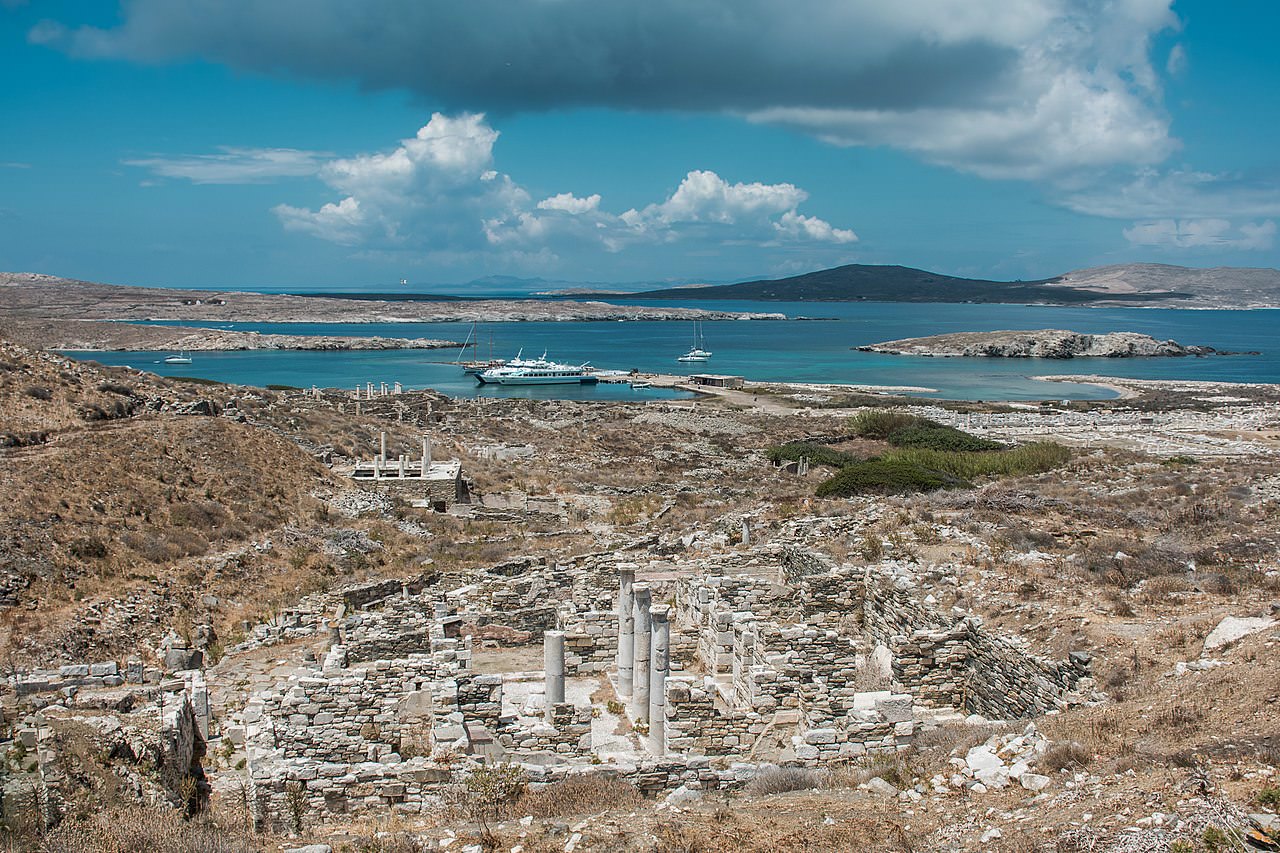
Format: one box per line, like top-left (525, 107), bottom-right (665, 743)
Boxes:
top-left (0, 318), bottom-right (463, 353)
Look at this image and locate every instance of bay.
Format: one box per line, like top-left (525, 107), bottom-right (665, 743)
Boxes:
top-left (67, 300), bottom-right (1279, 401)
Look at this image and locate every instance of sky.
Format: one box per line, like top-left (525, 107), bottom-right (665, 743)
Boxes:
top-left (2, 0), bottom-right (1278, 291)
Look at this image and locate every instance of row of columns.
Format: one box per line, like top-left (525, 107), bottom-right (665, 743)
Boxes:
top-left (538, 567), bottom-right (671, 752)
top-left (370, 432), bottom-right (432, 479)
top-left (354, 381), bottom-right (404, 400)
top-left (615, 566), bottom-right (670, 752)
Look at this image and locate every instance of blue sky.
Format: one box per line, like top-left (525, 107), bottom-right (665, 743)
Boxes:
top-left (2, 0), bottom-right (1278, 291)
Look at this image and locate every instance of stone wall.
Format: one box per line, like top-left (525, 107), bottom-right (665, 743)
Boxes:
top-left (560, 609), bottom-right (617, 675)
top-left (244, 654), bottom-right (457, 765)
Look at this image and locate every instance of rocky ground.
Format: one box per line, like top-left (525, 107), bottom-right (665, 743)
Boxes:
top-left (1, 336), bottom-right (1279, 852)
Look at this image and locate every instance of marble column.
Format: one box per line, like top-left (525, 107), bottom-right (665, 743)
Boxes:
top-left (631, 584), bottom-right (652, 720)
top-left (544, 630), bottom-right (565, 720)
top-left (649, 605), bottom-right (670, 753)
top-left (422, 437), bottom-right (431, 475)
top-left (617, 566), bottom-right (636, 698)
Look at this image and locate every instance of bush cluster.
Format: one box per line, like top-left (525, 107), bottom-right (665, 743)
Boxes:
top-left (847, 409), bottom-right (921, 440)
top-left (766, 441), bottom-right (858, 469)
top-left (805, 411), bottom-right (1071, 497)
top-left (883, 442), bottom-right (1070, 480)
top-left (815, 459), bottom-right (971, 497)
top-left (884, 423), bottom-right (1004, 452)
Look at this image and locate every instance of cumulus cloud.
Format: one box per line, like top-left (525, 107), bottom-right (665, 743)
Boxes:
top-left (537, 193), bottom-right (601, 214)
top-left (124, 147), bottom-right (329, 184)
top-left (34, 0), bottom-right (1179, 180)
top-left (1123, 219), bottom-right (1276, 251)
top-left (1166, 43), bottom-right (1187, 76)
top-left (274, 114), bottom-right (856, 262)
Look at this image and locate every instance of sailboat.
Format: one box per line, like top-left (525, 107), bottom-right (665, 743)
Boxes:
top-left (163, 352), bottom-right (193, 365)
top-left (456, 323), bottom-right (506, 374)
top-left (676, 321), bottom-right (712, 362)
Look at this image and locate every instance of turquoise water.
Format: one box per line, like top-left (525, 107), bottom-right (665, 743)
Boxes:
top-left (66, 300), bottom-right (1279, 401)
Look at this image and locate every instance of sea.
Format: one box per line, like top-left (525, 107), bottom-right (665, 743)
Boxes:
top-left (64, 299), bottom-right (1280, 402)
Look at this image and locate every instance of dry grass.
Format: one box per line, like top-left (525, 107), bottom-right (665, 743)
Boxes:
top-left (513, 775), bottom-right (643, 817)
top-left (2, 807), bottom-right (256, 853)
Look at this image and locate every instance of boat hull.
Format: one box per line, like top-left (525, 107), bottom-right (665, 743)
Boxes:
top-left (477, 374), bottom-right (598, 385)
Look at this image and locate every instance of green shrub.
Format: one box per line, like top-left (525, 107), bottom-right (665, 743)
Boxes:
top-left (885, 423), bottom-right (1004, 452)
top-left (848, 409), bottom-right (924, 440)
top-left (883, 442), bottom-right (1071, 479)
top-left (767, 441), bottom-right (857, 469)
top-left (1257, 785), bottom-right (1280, 808)
top-left (815, 459), bottom-right (970, 497)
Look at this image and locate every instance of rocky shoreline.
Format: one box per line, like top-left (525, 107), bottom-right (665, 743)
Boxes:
top-left (856, 329), bottom-right (1255, 359)
top-left (0, 318), bottom-right (462, 352)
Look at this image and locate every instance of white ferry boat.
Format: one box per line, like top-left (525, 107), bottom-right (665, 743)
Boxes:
top-left (476, 352), bottom-right (598, 385)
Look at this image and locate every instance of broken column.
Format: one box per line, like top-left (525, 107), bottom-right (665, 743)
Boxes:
top-left (399, 454), bottom-right (407, 478)
top-left (393, 381), bottom-right (402, 395)
top-left (617, 566), bottom-right (636, 698)
top-left (544, 630), bottom-right (565, 721)
top-left (421, 436), bottom-right (431, 475)
top-left (366, 382), bottom-right (374, 399)
top-left (649, 605), bottom-right (670, 753)
top-left (631, 583), bottom-right (652, 721)
top-left (379, 431), bottom-right (388, 464)
top-left (741, 518), bottom-right (750, 546)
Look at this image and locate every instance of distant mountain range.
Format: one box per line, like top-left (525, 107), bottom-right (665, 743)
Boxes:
top-left (573, 263), bottom-right (1280, 309)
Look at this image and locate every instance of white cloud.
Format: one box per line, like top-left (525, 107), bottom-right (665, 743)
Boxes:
top-left (275, 197), bottom-right (366, 245)
top-left (124, 147), bottom-right (329, 184)
top-left (1166, 43), bottom-right (1187, 76)
top-left (774, 211), bottom-right (858, 244)
top-left (1060, 168), bottom-right (1280, 220)
top-left (627, 171), bottom-right (808, 227)
top-left (275, 115), bottom-right (858, 263)
top-left (537, 193), bottom-right (601, 214)
top-left (1122, 218), bottom-right (1276, 251)
top-left (39, 0), bottom-right (1181, 182)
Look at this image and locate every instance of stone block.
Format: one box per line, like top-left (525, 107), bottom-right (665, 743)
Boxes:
top-left (1019, 772), bottom-right (1051, 792)
top-left (90, 661), bottom-right (118, 677)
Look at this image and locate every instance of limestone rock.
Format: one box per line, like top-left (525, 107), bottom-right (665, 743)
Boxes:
top-left (1203, 615), bottom-right (1276, 652)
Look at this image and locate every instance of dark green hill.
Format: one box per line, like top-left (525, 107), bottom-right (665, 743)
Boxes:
top-left (631, 264), bottom-right (1189, 304)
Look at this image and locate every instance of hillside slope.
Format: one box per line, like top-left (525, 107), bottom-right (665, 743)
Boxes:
top-left (631, 262), bottom-right (1280, 307)
top-left (631, 263), bottom-right (1186, 304)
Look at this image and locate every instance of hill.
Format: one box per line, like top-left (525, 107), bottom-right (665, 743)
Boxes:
top-left (625, 262), bottom-right (1280, 307)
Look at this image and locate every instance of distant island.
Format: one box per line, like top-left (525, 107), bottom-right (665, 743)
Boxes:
top-left (0, 272), bottom-right (784, 324)
top-left (597, 262), bottom-right (1280, 309)
top-left (856, 329), bottom-right (1257, 359)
